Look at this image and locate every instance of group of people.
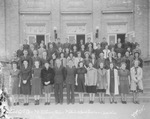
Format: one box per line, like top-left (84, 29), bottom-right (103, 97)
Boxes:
top-left (9, 36), bottom-right (144, 106)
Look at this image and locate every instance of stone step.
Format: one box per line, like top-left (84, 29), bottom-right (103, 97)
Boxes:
top-left (15, 96), bottom-right (150, 104)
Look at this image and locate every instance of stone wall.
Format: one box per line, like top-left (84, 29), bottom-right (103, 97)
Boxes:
top-left (0, 0), bottom-right (149, 59)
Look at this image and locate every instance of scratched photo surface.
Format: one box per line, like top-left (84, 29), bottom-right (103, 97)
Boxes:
top-left (0, 0), bottom-right (150, 119)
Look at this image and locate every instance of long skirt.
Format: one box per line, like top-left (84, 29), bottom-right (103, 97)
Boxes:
top-left (31, 77), bottom-right (42, 95)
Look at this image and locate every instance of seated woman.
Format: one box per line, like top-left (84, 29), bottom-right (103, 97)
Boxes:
top-left (131, 52), bottom-right (143, 68)
top-left (84, 51), bottom-right (91, 68)
top-left (86, 62), bottom-right (97, 104)
top-left (106, 62), bottom-right (119, 104)
top-left (130, 60), bottom-right (143, 104)
top-left (116, 52), bottom-right (123, 70)
top-left (75, 51), bottom-right (83, 68)
top-left (105, 52), bottom-right (116, 70)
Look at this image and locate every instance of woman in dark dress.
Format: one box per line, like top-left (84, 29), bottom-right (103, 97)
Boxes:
top-left (76, 61), bottom-right (87, 104)
top-left (54, 59), bottom-right (66, 105)
top-left (20, 60), bottom-right (32, 106)
top-left (31, 60), bottom-right (42, 105)
top-left (41, 62), bottom-right (55, 105)
top-left (105, 52), bottom-right (116, 69)
top-left (10, 62), bottom-right (20, 106)
top-left (118, 62), bottom-right (130, 104)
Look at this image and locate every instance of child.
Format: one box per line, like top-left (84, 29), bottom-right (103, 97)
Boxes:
top-left (65, 60), bottom-right (76, 104)
top-left (106, 63), bottom-right (119, 104)
top-left (97, 62), bottom-right (107, 104)
top-left (130, 60), bottom-right (143, 104)
top-left (31, 60), bottom-right (42, 105)
top-left (76, 61), bottom-right (87, 104)
top-left (41, 62), bottom-right (55, 105)
top-left (118, 62), bottom-right (130, 104)
top-left (10, 62), bottom-right (20, 106)
top-left (86, 62), bottom-right (97, 104)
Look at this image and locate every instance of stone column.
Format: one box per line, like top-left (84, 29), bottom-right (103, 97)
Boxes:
top-left (0, 0), bottom-right (6, 60)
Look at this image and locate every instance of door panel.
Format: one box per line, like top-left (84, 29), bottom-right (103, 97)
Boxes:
top-left (68, 35), bottom-right (76, 44)
top-left (36, 35), bottom-right (45, 46)
top-left (117, 34), bottom-right (125, 44)
top-left (108, 34), bottom-right (117, 45)
top-left (76, 34), bottom-right (85, 44)
top-left (27, 35), bottom-right (36, 44)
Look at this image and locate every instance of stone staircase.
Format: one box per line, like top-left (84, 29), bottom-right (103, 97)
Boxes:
top-left (1, 65), bottom-right (150, 104)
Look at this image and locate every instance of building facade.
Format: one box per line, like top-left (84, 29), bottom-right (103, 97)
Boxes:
top-left (0, 0), bottom-right (150, 59)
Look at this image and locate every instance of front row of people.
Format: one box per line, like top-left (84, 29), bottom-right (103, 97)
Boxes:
top-left (10, 59), bottom-right (143, 106)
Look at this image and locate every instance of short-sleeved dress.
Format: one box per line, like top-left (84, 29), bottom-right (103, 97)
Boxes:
top-left (76, 67), bottom-right (87, 92)
top-left (10, 69), bottom-right (20, 95)
top-left (31, 68), bottom-right (42, 95)
top-left (118, 69), bottom-right (130, 94)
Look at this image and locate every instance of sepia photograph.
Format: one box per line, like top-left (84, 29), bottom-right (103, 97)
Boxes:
top-left (0, 0), bottom-right (150, 119)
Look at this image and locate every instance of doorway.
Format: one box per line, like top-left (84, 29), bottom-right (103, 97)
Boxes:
top-left (36, 35), bottom-right (45, 46)
top-left (117, 34), bottom-right (125, 44)
top-left (76, 34), bottom-right (85, 50)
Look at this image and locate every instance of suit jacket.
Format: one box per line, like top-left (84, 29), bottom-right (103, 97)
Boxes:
top-left (54, 66), bottom-right (66, 84)
top-left (65, 66), bottom-right (76, 84)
